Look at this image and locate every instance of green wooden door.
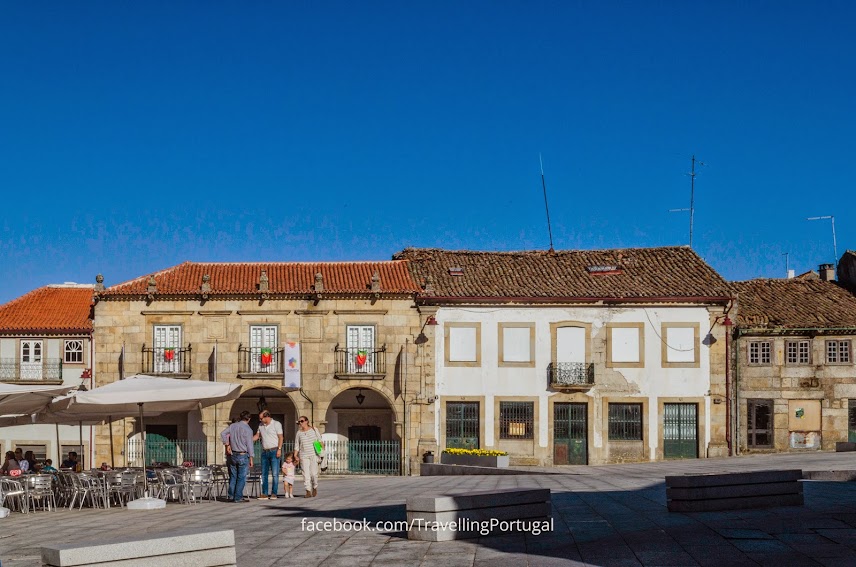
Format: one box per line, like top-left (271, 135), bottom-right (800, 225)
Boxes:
top-left (554, 403), bottom-right (587, 465)
top-left (446, 402), bottom-right (480, 449)
top-left (663, 403), bottom-right (698, 459)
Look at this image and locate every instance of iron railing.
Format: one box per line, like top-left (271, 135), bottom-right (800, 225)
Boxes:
top-left (323, 439), bottom-right (400, 475)
top-left (141, 345), bottom-right (192, 375)
top-left (0, 358), bottom-right (63, 382)
top-left (548, 362), bottom-right (594, 388)
top-left (125, 438), bottom-right (208, 467)
top-left (238, 345), bottom-right (285, 375)
top-left (334, 345), bottom-right (387, 377)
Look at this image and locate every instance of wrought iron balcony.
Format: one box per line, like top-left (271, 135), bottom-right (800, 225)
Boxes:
top-left (0, 358), bottom-right (63, 382)
top-left (142, 345), bottom-right (192, 376)
top-left (548, 362), bottom-right (594, 389)
top-left (334, 345), bottom-right (387, 379)
top-left (238, 345), bottom-right (285, 376)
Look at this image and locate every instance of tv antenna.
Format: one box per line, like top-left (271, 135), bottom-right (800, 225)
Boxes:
top-left (806, 215), bottom-right (837, 263)
top-left (539, 153), bottom-right (555, 252)
top-left (782, 252), bottom-right (790, 277)
top-left (669, 155), bottom-right (705, 248)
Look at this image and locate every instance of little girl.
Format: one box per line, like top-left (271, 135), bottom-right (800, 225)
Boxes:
top-left (281, 452), bottom-right (297, 498)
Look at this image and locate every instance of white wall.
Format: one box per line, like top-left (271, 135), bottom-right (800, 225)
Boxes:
top-left (435, 306), bottom-right (713, 456)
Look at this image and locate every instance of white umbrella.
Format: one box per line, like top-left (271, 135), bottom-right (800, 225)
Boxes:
top-left (53, 374), bottom-right (242, 509)
top-left (0, 383), bottom-right (75, 415)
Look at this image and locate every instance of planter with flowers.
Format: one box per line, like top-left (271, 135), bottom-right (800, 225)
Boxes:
top-left (441, 448), bottom-right (510, 468)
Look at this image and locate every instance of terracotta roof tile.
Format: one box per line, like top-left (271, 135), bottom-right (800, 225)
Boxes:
top-left (0, 286), bottom-right (94, 334)
top-left (733, 278), bottom-right (856, 329)
top-left (394, 246), bottom-right (732, 300)
top-left (100, 261), bottom-right (421, 297)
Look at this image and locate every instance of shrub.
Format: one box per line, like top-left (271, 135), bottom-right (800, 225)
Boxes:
top-left (441, 448), bottom-right (508, 457)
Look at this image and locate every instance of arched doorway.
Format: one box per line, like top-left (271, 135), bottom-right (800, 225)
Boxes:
top-left (230, 386), bottom-right (298, 459)
top-left (323, 387), bottom-right (400, 475)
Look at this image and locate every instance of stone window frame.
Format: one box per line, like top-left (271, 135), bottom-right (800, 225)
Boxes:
top-left (747, 340), bottom-right (772, 366)
top-left (605, 323), bottom-right (645, 369)
top-left (64, 339), bottom-right (84, 364)
top-left (444, 322), bottom-right (481, 368)
top-left (785, 338), bottom-right (812, 366)
top-left (660, 322), bottom-right (700, 368)
top-left (441, 398), bottom-right (485, 450)
top-left (498, 322), bottom-right (536, 368)
top-left (826, 339), bottom-right (853, 365)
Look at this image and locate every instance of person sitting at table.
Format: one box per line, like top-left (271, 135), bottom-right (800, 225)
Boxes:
top-left (61, 451), bottom-right (80, 472)
top-left (15, 449), bottom-right (31, 473)
top-left (41, 459), bottom-right (58, 473)
top-left (1, 451), bottom-right (21, 475)
top-left (100, 462), bottom-right (112, 471)
top-left (23, 451), bottom-right (39, 473)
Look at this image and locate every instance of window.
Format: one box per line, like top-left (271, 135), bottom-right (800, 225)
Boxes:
top-left (498, 323), bottom-right (535, 367)
top-left (785, 340), bottom-right (811, 365)
top-left (499, 401), bottom-right (534, 439)
top-left (346, 325), bottom-right (376, 373)
top-left (748, 341), bottom-right (771, 365)
top-left (21, 340), bottom-right (43, 364)
top-left (551, 323), bottom-right (592, 386)
top-left (445, 401), bottom-right (480, 449)
top-left (661, 323), bottom-right (699, 367)
top-left (608, 403), bottom-right (643, 440)
top-left (606, 324), bottom-right (644, 368)
top-left (747, 399), bottom-right (773, 447)
top-left (826, 340), bottom-right (852, 364)
top-left (16, 444), bottom-right (47, 461)
top-left (153, 325), bottom-right (182, 373)
top-left (249, 325), bottom-right (278, 373)
top-left (64, 340), bottom-right (84, 364)
top-left (445, 323), bottom-right (481, 366)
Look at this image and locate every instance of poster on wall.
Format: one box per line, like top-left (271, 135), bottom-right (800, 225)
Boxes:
top-left (284, 341), bottom-right (301, 389)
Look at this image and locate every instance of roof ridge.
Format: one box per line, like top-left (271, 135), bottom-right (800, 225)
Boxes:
top-left (397, 245), bottom-right (693, 255)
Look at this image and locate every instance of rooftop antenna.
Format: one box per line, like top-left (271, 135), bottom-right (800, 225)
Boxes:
top-left (539, 153), bottom-right (555, 252)
top-left (782, 252), bottom-right (791, 278)
top-left (669, 155), bottom-right (705, 248)
top-left (806, 215), bottom-right (837, 264)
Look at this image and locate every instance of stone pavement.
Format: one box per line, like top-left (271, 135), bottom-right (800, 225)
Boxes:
top-left (3, 452), bottom-right (856, 566)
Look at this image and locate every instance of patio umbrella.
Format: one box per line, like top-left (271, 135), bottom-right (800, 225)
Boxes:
top-left (0, 383), bottom-right (75, 415)
top-left (52, 374), bottom-right (242, 509)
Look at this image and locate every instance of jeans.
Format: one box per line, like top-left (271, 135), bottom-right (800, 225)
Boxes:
top-left (228, 453), bottom-right (249, 502)
top-left (261, 449), bottom-right (280, 496)
top-left (225, 453), bottom-right (233, 499)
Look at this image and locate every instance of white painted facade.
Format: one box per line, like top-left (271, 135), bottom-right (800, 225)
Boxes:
top-left (434, 304), bottom-right (722, 465)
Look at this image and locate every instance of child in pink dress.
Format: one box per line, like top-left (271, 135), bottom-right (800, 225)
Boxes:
top-left (281, 452), bottom-right (297, 498)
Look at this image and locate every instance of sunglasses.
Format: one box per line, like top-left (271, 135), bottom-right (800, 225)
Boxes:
top-left (296, 419), bottom-right (307, 424)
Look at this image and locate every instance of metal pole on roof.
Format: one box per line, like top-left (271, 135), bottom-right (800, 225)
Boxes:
top-left (807, 215), bottom-right (837, 263)
top-left (539, 154), bottom-right (555, 252)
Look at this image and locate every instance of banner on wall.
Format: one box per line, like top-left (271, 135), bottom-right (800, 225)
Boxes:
top-left (284, 341), bottom-right (301, 389)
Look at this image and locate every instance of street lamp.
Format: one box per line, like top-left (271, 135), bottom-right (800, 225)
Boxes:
top-left (807, 215), bottom-right (838, 263)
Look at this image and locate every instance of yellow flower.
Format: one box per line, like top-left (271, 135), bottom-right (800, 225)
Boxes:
top-left (441, 448), bottom-right (508, 457)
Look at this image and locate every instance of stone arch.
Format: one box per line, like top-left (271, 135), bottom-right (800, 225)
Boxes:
top-left (322, 384), bottom-right (401, 443)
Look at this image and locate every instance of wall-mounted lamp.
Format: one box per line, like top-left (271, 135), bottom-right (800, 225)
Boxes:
top-left (355, 389), bottom-right (365, 406)
top-left (425, 315), bottom-right (438, 326)
top-left (415, 315), bottom-right (439, 345)
top-left (722, 316), bottom-right (733, 327)
top-left (257, 390), bottom-right (268, 412)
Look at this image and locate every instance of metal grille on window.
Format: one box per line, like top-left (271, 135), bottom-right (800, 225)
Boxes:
top-left (608, 403), bottom-right (642, 441)
top-left (445, 402), bottom-right (480, 449)
top-left (65, 340), bottom-right (83, 363)
top-left (154, 325), bottom-right (181, 373)
top-left (250, 325), bottom-right (278, 373)
top-left (499, 401), bottom-right (534, 439)
top-left (346, 325), bottom-right (375, 374)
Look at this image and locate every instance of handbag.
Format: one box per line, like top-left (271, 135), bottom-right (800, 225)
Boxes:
top-left (313, 428), bottom-right (325, 459)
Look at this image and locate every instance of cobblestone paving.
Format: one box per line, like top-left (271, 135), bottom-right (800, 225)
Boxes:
top-left (3, 452), bottom-right (856, 566)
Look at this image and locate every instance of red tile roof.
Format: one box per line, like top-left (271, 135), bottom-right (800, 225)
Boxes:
top-left (733, 278), bottom-right (856, 330)
top-left (0, 286), bottom-right (93, 334)
top-left (100, 261), bottom-right (421, 298)
top-left (394, 246), bottom-right (732, 301)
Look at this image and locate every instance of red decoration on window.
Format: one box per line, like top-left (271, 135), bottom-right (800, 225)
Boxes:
top-left (164, 348), bottom-right (175, 362)
top-left (260, 348), bottom-right (272, 365)
top-left (355, 350), bottom-right (367, 367)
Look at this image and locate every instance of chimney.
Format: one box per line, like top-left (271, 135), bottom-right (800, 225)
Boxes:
top-left (787, 269), bottom-right (795, 279)
top-left (819, 263), bottom-right (836, 282)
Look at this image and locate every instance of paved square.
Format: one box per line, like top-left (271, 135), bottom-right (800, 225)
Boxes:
top-left (3, 452), bottom-right (856, 566)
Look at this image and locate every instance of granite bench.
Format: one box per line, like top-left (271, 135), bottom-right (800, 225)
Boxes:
top-left (41, 528), bottom-right (236, 567)
top-left (666, 469), bottom-right (803, 512)
top-left (406, 488), bottom-right (551, 541)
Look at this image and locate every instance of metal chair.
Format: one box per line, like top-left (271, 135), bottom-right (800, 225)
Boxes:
top-left (25, 474), bottom-right (56, 511)
top-left (187, 467), bottom-right (215, 502)
top-left (1, 479), bottom-right (28, 513)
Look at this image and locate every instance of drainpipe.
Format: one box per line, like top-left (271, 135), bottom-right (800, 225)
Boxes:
top-left (733, 332), bottom-right (741, 456)
top-left (725, 320), bottom-right (732, 456)
top-left (403, 340), bottom-right (408, 477)
top-left (299, 389), bottom-right (314, 428)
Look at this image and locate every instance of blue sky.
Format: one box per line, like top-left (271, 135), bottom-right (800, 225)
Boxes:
top-left (1, 2), bottom-right (854, 303)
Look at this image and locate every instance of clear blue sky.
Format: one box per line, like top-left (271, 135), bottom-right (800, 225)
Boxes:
top-left (1, 2), bottom-right (853, 303)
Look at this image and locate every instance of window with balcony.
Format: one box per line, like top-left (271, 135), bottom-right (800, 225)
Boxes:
top-left (249, 325), bottom-right (279, 373)
top-left (20, 340), bottom-right (43, 380)
top-left (498, 323), bottom-right (535, 367)
top-left (65, 340), bottom-right (84, 364)
top-left (346, 325), bottom-right (376, 374)
top-left (826, 340), bottom-right (852, 364)
top-left (153, 325), bottom-right (182, 374)
top-left (786, 339), bottom-right (811, 365)
top-left (550, 323), bottom-right (593, 387)
top-left (748, 341), bottom-right (771, 365)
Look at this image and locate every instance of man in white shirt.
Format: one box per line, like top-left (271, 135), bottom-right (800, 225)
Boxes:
top-left (254, 410), bottom-right (283, 499)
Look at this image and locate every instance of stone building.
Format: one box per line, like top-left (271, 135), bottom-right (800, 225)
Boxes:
top-left (92, 261), bottom-right (437, 474)
top-left (0, 284), bottom-right (95, 465)
top-left (733, 265), bottom-right (856, 452)
top-left (396, 246), bottom-right (734, 466)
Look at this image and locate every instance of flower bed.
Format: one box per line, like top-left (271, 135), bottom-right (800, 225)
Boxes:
top-left (441, 448), bottom-right (510, 468)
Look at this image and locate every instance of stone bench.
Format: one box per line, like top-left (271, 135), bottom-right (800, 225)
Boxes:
top-left (406, 488), bottom-right (551, 541)
top-left (666, 469), bottom-right (803, 512)
top-left (41, 529), bottom-right (235, 566)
